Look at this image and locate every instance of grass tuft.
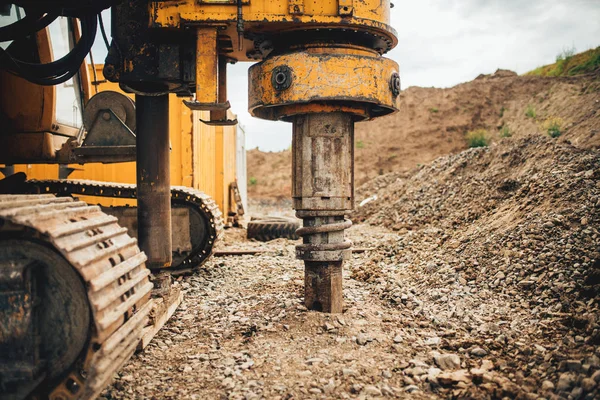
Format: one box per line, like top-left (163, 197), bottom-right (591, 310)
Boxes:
top-left (465, 129), bottom-right (490, 148)
top-left (540, 116), bottom-right (564, 138)
top-left (526, 46), bottom-right (600, 77)
top-left (249, 177), bottom-right (257, 185)
top-left (500, 125), bottom-right (512, 138)
top-left (525, 104), bottom-right (537, 119)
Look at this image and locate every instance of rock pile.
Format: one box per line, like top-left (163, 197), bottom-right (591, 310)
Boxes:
top-left (351, 134), bottom-right (599, 398)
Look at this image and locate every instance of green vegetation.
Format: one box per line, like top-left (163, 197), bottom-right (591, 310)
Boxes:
top-left (249, 177), bottom-right (257, 185)
top-left (541, 116), bottom-right (564, 138)
top-left (429, 107), bottom-right (439, 113)
top-left (465, 129), bottom-right (490, 148)
top-left (356, 140), bottom-right (365, 149)
top-left (526, 46), bottom-right (600, 77)
top-left (499, 106), bottom-right (506, 118)
top-left (500, 125), bottom-right (512, 138)
top-left (525, 104), bottom-right (537, 119)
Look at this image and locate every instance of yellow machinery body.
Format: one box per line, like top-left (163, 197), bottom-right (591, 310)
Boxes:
top-left (5, 65), bottom-right (244, 221)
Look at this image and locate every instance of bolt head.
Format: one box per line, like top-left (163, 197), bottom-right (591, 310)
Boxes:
top-left (271, 66), bottom-right (293, 91)
top-left (390, 73), bottom-right (401, 97)
top-left (103, 64), bottom-right (116, 79)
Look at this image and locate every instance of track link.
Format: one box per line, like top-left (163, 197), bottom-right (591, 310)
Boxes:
top-left (0, 194), bottom-right (153, 400)
top-left (19, 179), bottom-right (224, 271)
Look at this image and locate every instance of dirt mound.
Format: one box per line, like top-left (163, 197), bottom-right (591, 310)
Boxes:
top-left (349, 133), bottom-right (600, 397)
top-left (247, 71), bottom-right (600, 199)
top-left (246, 148), bottom-right (292, 200)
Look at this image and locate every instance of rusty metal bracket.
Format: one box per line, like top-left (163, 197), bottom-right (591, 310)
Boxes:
top-left (82, 109), bottom-right (136, 147)
top-left (184, 100), bottom-right (232, 111)
top-left (199, 118), bottom-right (238, 126)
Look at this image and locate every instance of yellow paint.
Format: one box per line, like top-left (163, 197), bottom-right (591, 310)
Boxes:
top-left (11, 65), bottom-right (239, 216)
top-left (152, 0), bottom-right (396, 62)
top-left (152, 0), bottom-right (393, 34)
top-left (249, 49), bottom-right (399, 121)
top-left (195, 28), bottom-right (219, 103)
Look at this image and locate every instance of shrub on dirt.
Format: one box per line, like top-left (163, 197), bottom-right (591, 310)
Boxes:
top-left (500, 125), bottom-right (512, 138)
top-left (541, 116), bottom-right (564, 138)
top-left (465, 129), bottom-right (489, 148)
top-left (525, 104), bottom-right (537, 119)
top-left (249, 177), bottom-right (257, 185)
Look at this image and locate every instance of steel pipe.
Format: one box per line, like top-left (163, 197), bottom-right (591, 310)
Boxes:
top-left (135, 94), bottom-right (172, 269)
top-left (292, 112), bottom-right (354, 313)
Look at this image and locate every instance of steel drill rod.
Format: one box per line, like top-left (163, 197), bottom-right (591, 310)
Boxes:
top-left (135, 94), bottom-right (172, 269)
top-left (305, 260), bottom-right (343, 313)
top-left (292, 113), bottom-right (354, 314)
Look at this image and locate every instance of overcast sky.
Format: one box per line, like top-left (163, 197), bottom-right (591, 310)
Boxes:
top-left (93, 1), bottom-right (600, 151)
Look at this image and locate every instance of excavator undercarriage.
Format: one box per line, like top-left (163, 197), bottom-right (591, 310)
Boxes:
top-left (5, 176), bottom-right (224, 272)
top-left (0, 195), bottom-right (153, 400)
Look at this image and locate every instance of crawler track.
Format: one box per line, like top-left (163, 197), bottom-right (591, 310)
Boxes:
top-left (20, 180), bottom-right (224, 271)
top-left (0, 194), bottom-right (153, 399)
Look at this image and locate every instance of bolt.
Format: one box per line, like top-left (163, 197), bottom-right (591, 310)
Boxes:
top-left (271, 66), bottom-right (293, 91)
top-left (102, 112), bottom-right (111, 121)
top-left (275, 72), bottom-right (286, 85)
top-left (104, 64), bottom-right (116, 79)
top-left (390, 73), bottom-right (401, 97)
top-left (66, 379), bottom-right (80, 394)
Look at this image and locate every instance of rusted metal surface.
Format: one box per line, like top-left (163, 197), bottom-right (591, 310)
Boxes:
top-left (205, 57), bottom-right (238, 126)
top-left (136, 94), bottom-right (172, 269)
top-left (230, 181), bottom-right (245, 217)
top-left (292, 113), bottom-right (354, 313)
top-left (0, 259), bottom-right (42, 398)
top-left (195, 28), bottom-right (218, 104)
top-left (64, 91), bottom-right (140, 164)
top-left (248, 50), bottom-right (400, 121)
top-left (17, 179), bottom-right (224, 270)
top-left (0, 194), bottom-right (153, 399)
top-left (292, 113), bottom-right (354, 211)
top-left (304, 261), bottom-right (343, 313)
top-left (151, 0), bottom-right (397, 62)
top-left (83, 91), bottom-right (137, 134)
top-left (183, 36), bottom-right (234, 113)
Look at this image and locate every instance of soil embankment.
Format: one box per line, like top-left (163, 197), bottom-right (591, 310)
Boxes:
top-left (247, 70), bottom-right (600, 199)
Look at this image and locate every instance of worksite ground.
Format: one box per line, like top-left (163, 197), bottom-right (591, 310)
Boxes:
top-left (101, 199), bottom-right (599, 400)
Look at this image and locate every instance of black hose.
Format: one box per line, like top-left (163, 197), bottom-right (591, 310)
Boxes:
top-left (0, 12), bottom-right (58, 42)
top-left (0, 13), bottom-right (98, 85)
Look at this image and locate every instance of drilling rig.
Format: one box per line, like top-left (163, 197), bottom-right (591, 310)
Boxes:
top-left (0, 0), bottom-right (399, 398)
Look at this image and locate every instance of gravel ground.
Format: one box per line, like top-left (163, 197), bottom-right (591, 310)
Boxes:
top-left (102, 226), bottom-right (598, 400)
